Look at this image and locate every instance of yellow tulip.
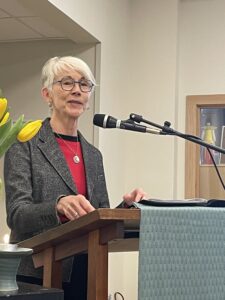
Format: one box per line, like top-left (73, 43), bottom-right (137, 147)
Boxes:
top-left (0, 98), bottom-right (7, 120)
top-left (17, 120), bottom-right (42, 142)
top-left (0, 112), bottom-right (9, 126)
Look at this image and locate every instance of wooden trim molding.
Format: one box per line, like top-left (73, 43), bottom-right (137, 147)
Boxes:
top-left (185, 95), bottom-right (225, 198)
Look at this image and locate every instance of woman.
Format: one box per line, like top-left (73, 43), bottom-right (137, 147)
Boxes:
top-left (4, 56), bottom-right (146, 299)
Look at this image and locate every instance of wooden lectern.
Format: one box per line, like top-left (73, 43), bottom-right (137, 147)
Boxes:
top-left (19, 208), bottom-right (140, 300)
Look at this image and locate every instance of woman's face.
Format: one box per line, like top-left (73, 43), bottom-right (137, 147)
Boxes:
top-left (44, 69), bottom-right (92, 121)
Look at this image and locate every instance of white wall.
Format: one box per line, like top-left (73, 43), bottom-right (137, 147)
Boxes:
top-left (124, 0), bottom-right (178, 198)
top-left (176, 0), bottom-right (225, 197)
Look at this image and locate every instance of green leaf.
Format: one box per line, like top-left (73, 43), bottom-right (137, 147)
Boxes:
top-left (0, 115), bottom-right (24, 158)
top-left (0, 119), bottom-right (12, 145)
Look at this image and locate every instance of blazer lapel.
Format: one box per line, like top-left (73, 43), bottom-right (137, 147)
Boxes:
top-left (79, 133), bottom-right (95, 202)
top-left (37, 119), bottom-right (78, 194)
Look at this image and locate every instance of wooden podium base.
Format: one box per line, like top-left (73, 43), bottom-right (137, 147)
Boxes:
top-left (19, 209), bottom-right (140, 300)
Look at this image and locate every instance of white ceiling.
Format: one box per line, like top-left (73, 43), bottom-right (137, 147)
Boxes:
top-left (0, 0), bottom-right (65, 42)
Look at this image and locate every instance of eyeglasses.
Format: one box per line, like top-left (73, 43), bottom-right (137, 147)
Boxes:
top-left (53, 77), bottom-right (94, 93)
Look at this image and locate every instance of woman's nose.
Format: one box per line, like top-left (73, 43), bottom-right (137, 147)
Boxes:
top-left (71, 82), bottom-right (81, 94)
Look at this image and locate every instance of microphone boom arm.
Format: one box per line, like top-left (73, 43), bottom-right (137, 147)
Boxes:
top-left (130, 113), bottom-right (225, 154)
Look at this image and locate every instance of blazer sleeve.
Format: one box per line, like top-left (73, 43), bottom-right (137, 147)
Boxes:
top-left (4, 141), bottom-right (60, 237)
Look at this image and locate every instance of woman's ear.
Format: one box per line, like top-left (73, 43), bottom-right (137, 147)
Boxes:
top-left (41, 87), bottom-right (53, 107)
top-left (42, 88), bottom-right (53, 114)
top-left (41, 87), bottom-right (50, 101)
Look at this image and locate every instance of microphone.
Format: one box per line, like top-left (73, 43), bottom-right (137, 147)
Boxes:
top-left (93, 114), bottom-right (161, 134)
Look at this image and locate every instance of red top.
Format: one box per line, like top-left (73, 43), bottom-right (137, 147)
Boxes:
top-left (55, 134), bottom-right (87, 222)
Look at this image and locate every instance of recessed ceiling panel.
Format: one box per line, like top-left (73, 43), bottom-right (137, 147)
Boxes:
top-left (0, 8), bottom-right (10, 18)
top-left (20, 16), bottom-right (64, 38)
top-left (0, 0), bottom-right (34, 17)
top-left (0, 18), bottom-right (42, 41)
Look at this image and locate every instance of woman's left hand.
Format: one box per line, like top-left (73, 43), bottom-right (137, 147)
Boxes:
top-left (123, 188), bottom-right (147, 207)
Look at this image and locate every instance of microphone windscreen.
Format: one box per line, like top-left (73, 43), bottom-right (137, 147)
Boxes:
top-left (93, 114), bottom-right (106, 127)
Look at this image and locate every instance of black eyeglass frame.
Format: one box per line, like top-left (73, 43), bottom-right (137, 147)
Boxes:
top-left (53, 77), bottom-right (94, 93)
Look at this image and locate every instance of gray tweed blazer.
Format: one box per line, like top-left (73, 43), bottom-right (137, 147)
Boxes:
top-left (4, 118), bottom-right (109, 281)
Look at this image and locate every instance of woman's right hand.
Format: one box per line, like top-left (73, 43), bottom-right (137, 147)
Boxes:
top-left (56, 194), bottom-right (95, 220)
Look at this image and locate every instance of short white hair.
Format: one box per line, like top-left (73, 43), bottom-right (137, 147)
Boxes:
top-left (41, 56), bottom-right (96, 90)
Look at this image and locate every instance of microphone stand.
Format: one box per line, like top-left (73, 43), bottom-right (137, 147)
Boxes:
top-left (129, 113), bottom-right (225, 190)
top-left (129, 113), bottom-right (225, 154)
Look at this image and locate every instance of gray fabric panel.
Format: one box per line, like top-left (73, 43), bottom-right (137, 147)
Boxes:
top-left (135, 204), bottom-right (225, 300)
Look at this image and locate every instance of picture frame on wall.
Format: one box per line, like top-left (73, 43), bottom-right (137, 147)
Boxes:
top-left (220, 125), bottom-right (225, 164)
